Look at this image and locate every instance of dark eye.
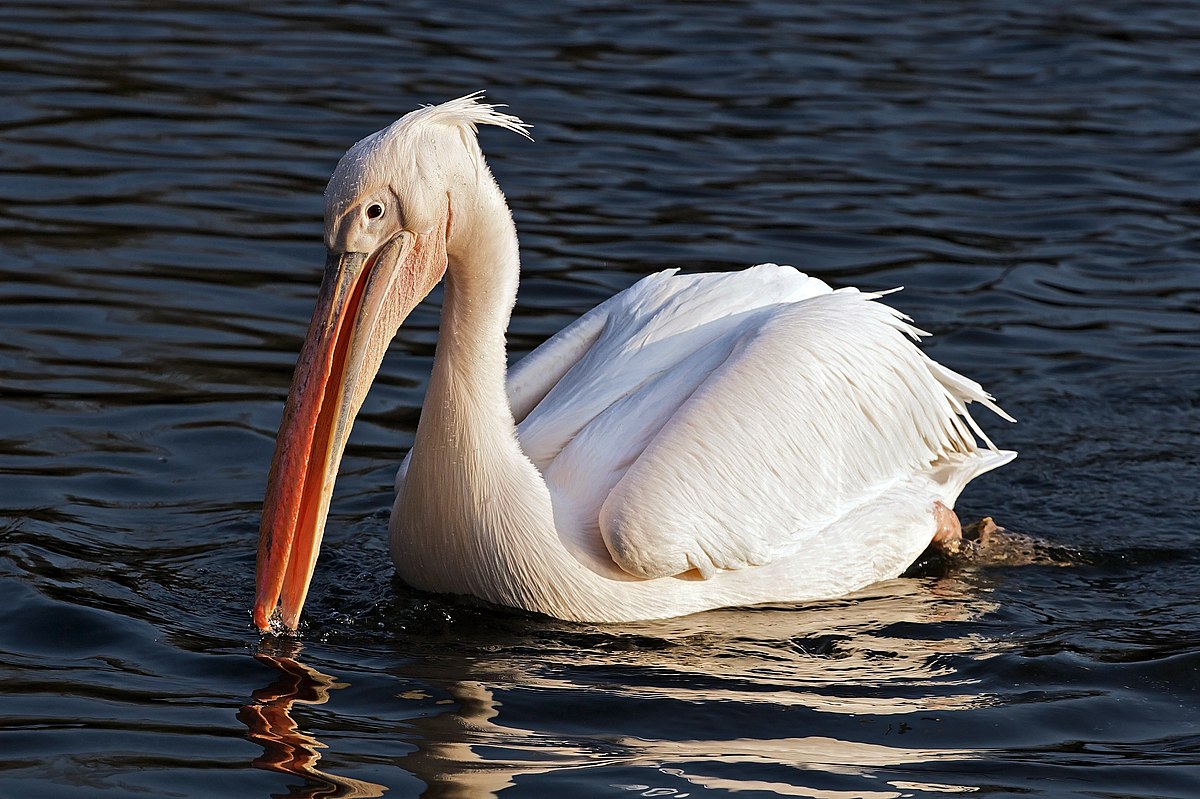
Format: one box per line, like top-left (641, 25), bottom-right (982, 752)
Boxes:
top-left (365, 203), bottom-right (385, 220)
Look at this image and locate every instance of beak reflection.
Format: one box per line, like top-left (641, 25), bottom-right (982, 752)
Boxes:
top-left (239, 642), bottom-right (386, 799)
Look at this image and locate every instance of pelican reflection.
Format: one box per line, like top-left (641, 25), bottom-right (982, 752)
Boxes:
top-left (244, 562), bottom-right (1011, 798)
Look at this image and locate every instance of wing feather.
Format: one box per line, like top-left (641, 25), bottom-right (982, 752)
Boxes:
top-left (597, 288), bottom-right (1011, 580)
top-left (519, 265), bottom-right (832, 470)
top-left (505, 294), bottom-right (613, 424)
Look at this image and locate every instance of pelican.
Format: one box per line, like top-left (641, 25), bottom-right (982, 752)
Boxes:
top-left (253, 94), bottom-right (1015, 632)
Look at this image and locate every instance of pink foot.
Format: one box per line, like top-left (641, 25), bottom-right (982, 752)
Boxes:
top-left (932, 501), bottom-right (962, 555)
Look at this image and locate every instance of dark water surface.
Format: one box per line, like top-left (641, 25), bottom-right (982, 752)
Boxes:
top-left (2, 1), bottom-right (1199, 797)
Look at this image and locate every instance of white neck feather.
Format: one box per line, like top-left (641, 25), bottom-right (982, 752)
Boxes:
top-left (427, 195), bottom-right (520, 437)
top-left (391, 184), bottom-right (566, 610)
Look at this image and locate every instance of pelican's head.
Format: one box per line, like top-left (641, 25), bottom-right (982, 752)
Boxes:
top-left (253, 94), bottom-right (530, 632)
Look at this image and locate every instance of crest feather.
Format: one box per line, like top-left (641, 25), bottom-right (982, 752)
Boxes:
top-left (324, 93), bottom-right (532, 218)
top-left (405, 91), bottom-right (533, 141)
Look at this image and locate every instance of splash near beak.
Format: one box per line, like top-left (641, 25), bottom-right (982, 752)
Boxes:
top-left (254, 227), bottom-right (448, 633)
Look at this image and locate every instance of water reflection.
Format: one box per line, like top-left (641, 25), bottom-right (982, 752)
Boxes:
top-left (246, 567), bottom-right (1005, 798)
top-left (240, 642), bottom-right (387, 799)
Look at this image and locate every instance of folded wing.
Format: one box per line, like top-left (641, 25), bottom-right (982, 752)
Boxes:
top-left (515, 265), bottom-right (1012, 580)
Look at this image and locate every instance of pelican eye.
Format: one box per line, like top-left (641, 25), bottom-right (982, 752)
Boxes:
top-left (365, 203), bottom-right (385, 220)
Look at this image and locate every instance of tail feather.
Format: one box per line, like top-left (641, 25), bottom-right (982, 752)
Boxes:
top-left (929, 449), bottom-right (1017, 507)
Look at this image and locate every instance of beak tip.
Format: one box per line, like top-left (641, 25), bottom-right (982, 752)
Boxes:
top-left (252, 596), bottom-right (276, 633)
top-left (252, 596), bottom-right (302, 635)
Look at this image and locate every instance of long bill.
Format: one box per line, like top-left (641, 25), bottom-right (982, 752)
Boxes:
top-left (254, 230), bottom-right (447, 632)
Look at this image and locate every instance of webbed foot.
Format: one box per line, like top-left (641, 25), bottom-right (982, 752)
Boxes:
top-left (931, 501), bottom-right (962, 555)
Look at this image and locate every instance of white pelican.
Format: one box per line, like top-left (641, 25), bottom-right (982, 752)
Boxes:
top-left (253, 94), bottom-right (1015, 632)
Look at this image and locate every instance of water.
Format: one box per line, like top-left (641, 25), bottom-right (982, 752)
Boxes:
top-left (2, 1), bottom-right (1198, 796)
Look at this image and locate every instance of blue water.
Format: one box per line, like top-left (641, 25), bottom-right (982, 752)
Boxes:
top-left (2, 1), bottom-right (1198, 796)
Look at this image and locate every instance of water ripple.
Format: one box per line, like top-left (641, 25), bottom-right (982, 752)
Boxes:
top-left (2, 0), bottom-right (1199, 796)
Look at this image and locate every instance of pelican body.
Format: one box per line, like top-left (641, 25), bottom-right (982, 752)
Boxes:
top-left (253, 95), bottom-right (1014, 631)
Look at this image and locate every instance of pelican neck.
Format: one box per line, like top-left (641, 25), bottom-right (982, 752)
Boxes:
top-left (417, 200), bottom-right (522, 447)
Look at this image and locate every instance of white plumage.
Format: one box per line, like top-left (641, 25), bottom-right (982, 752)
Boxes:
top-left (254, 95), bottom-right (1015, 631)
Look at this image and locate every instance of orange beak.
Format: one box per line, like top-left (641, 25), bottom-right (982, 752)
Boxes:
top-left (254, 230), bottom-right (447, 632)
